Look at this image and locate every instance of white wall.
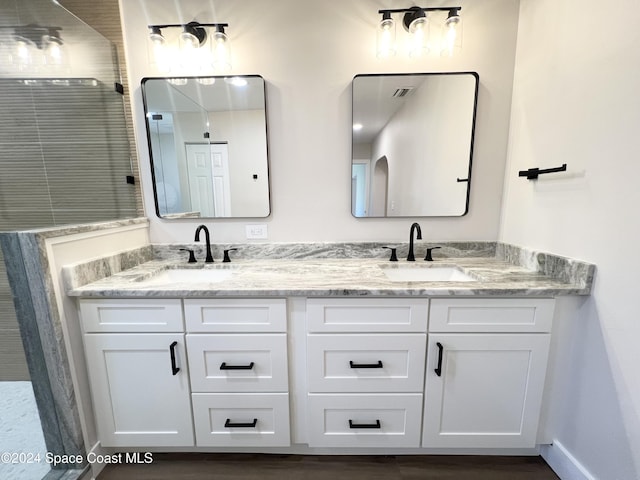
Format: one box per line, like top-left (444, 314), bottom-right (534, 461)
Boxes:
top-left (371, 74), bottom-right (474, 216)
top-left (44, 222), bottom-right (150, 479)
top-left (500, 0), bottom-right (640, 478)
top-left (208, 109), bottom-right (270, 217)
top-left (119, 0), bottom-right (520, 243)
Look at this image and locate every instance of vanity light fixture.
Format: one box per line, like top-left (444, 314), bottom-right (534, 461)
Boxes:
top-left (1, 24), bottom-right (68, 68)
top-left (147, 21), bottom-right (232, 72)
top-left (376, 6), bottom-right (462, 59)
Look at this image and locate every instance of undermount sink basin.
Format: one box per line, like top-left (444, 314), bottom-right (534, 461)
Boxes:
top-left (140, 268), bottom-right (233, 284)
top-left (380, 265), bottom-right (477, 282)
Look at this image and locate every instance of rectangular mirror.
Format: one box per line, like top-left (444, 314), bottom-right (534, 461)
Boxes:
top-left (352, 72), bottom-right (478, 217)
top-left (142, 75), bottom-right (270, 218)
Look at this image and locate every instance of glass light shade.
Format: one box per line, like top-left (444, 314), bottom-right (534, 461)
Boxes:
top-left (211, 30), bottom-right (231, 71)
top-left (180, 31), bottom-right (200, 50)
top-left (441, 15), bottom-right (462, 57)
top-left (149, 31), bottom-right (165, 47)
top-left (13, 38), bottom-right (33, 67)
top-left (44, 36), bottom-right (65, 66)
top-left (408, 16), bottom-right (430, 57)
top-left (376, 17), bottom-right (396, 58)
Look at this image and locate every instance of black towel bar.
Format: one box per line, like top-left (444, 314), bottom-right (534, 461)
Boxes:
top-left (518, 164), bottom-right (567, 180)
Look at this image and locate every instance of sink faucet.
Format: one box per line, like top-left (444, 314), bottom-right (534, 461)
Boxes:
top-left (194, 224), bottom-right (214, 263)
top-left (407, 222), bottom-right (422, 261)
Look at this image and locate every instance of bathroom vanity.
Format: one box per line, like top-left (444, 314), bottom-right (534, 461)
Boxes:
top-left (66, 251), bottom-right (593, 454)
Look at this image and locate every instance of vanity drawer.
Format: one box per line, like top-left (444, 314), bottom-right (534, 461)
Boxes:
top-left (79, 299), bottom-right (183, 333)
top-left (192, 393), bottom-right (290, 447)
top-left (184, 299), bottom-right (286, 333)
top-left (429, 298), bottom-right (555, 333)
top-left (307, 334), bottom-right (426, 392)
top-left (307, 393), bottom-right (422, 447)
top-left (306, 298), bottom-right (428, 333)
top-left (186, 334), bottom-right (288, 392)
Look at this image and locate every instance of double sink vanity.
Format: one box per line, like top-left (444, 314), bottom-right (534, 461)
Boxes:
top-left (64, 235), bottom-right (594, 454)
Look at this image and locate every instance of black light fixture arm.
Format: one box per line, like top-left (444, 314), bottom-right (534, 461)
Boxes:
top-left (378, 6), bottom-right (461, 32)
top-left (377, 7), bottom-right (461, 15)
top-left (147, 22), bottom-right (228, 30)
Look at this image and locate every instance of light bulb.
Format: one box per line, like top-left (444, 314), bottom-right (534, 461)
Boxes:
top-left (376, 14), bottom-right (396, 58)
top-left (408, 16), bottom-right (429, 57)
top-left (180, 31), bottom-right (199, 50)
top-left (212, 30), bottom-right (231, 71)
top-left (149, 27), bottom-right (165, 47)
top-left (441, 11), bottom-right (462, 57)
top-left (44, 36), bottom-right (65, 66)
top-left (14, 38), bottom-right (32, 67)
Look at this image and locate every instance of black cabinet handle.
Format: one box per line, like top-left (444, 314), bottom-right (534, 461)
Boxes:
top-left (349, 419), bottom-right (381, 429)
top-left (224, 418), bottom-right (258, 428)
top-left (169, 341), bottom-right (180, 375)
top-left (349, 360), bottom-right (383, 369)
top-left (220, 362), bottom-right (255, 370)
top-left (434, 342), bottom-right (444, 377)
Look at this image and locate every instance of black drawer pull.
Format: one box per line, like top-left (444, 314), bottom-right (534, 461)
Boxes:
top-left (220, 362), bottom-right (255, 370)
top-left (349, 360), bottom-right (383, 369)
top-left (169, 341), bottom-right (180, 375)
top-left (349, 419), bottom-right (381, 429)
top-left (224, 418), bottom-right (258, 428)
top-left (435, 342), bottom-right (444, 377)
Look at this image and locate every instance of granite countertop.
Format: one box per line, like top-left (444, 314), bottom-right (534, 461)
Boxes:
top-left (66, 256), bottom-right (591, 298)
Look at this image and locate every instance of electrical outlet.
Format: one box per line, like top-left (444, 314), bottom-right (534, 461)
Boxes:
top-left (245, 224), bottom-right (268, 239)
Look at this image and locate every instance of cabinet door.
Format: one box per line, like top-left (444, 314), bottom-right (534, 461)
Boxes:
top-left (84, 334), bottom-right (194, 447)
top-left (423, 334), bottom-right (550, 448)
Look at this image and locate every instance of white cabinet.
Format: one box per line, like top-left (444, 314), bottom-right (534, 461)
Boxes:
top-left (422, 298), bottom-right (554, 449)
top-left (83, 333), bottom-right (194, 447)
top-left (306, 298), bottom-right (428, 448)
top-left (80, 299), bottom-right (193, 447)
top-left (78, 295), bottom-right (555, 452)
top-left (184, 298), bottom-right (291, 447)
top-left (79, 297), bottom-right (290, 449)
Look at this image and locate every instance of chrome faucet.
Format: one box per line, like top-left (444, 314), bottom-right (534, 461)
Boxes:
top-left (407, 222), bottom-right (422, 261)
top-left (194, 224), bottom-right (214, 263)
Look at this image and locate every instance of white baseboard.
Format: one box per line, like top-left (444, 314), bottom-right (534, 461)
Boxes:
top-left (540, 441), bottom-right (595, 480)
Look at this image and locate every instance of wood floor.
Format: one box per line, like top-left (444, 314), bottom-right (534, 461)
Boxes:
top-left (98, 453), bottom-right (560, 479)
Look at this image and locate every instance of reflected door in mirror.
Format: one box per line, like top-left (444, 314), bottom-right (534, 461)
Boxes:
top-left (142, 76), bottom-right (271, 219)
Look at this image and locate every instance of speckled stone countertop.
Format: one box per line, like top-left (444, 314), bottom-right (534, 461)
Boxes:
top-left (66, 251), bottom-right (593, 298)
